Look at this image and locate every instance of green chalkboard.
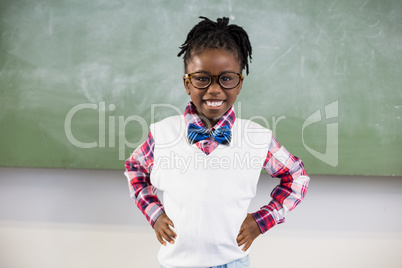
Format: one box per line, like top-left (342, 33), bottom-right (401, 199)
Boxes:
top-left (0, 0), bottom-right (401, 175)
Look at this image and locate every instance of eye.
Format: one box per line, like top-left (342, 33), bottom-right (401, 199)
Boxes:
top-left (195, 76), bottom-right (210, 82)
top-left (221, 75), bottom-right (233, 82)
top-left (190, 73), bottom-right (211, 88)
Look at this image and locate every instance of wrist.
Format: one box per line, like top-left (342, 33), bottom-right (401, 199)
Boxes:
top-left (251, 210), bottom-right (276, 234)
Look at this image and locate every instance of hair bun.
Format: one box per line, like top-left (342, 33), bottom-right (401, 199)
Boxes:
top-left (216, 17), bottom-right (229, 29)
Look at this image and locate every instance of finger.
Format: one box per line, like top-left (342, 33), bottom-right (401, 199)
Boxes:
top-left (161, 229), bottom-right (175, 244)
top-left (236, 232), bottom-right (245, 244)
top-left (238, 235), bottom-right (249, 246)
top-left (156, 231), bottom-right (166, 246)
top-left (238, 223), bottom-right (246, 233)
top-left (237, 237), bottom-right (247, 247)
top-left (242, 241), bottom-right (250, 252)
top-left (165, 225), bottom-right (177, 239)
top-left (166, 218), bottom-right (175, 228)
top-left (242, 239), bottom-right (254, 252)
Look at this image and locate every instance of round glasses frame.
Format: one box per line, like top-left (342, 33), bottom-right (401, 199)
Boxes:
top-left (184, 71), bottom-right (244, 89)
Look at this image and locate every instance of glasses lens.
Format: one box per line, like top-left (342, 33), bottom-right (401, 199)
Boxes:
top-left (219, 73), bottom-right (240, 89)
top-left (191, 73), bottom-right (211, 88)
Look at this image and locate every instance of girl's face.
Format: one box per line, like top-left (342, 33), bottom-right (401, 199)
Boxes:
top-left (183, 48), bottom-right (243, 128)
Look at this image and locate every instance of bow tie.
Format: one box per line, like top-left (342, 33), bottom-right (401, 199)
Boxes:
top-left (187, 123), bottom-right (232, 145)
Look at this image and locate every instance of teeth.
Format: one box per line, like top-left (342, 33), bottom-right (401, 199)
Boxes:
top-left (205, 101), bottom-right (223, 107)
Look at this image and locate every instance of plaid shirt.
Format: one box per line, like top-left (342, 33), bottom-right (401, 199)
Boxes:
top-left (125, 102), bottom-right (309, 233)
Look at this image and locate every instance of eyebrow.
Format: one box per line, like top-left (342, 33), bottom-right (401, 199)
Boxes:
top-left (191, 70), bottom-right (239, 75)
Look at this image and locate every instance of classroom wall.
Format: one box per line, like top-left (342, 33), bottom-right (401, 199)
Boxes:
top-left (1, 0), bottom-right (401, 176)
top-left (0, 167), bottom-right (401, 268)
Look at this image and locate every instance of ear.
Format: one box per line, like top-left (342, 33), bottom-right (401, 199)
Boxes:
top-left (183, 75), bottom-right (191, 95)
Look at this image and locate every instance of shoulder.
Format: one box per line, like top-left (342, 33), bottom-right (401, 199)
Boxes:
top-left (150, 115), bottom-right (186, 145)
top-left (235, 118), bottom-right (272, 133)
top-left (234, 118), bottom-right (273, 146)
top-left (150, 115), bottom-right (184, 129)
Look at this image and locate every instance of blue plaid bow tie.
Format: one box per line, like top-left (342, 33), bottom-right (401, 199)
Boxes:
top-left (187, 123), bottom-right (232, 145)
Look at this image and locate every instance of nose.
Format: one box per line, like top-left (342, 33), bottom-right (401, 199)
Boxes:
top-left (207, 78), bottom-right (223, 95)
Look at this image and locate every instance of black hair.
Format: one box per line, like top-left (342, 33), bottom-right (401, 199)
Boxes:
top-left (177, 16), bottom-right (252, 75)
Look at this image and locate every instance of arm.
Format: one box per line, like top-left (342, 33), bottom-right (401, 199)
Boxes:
top-left (125, 132), bottom-right (164, 226)
top-left (125, 132), bottom-right (176, 245)
top-left (253, 136), bottom-right (310, 233)
top-left (237, 136), bottom-right (309, 251)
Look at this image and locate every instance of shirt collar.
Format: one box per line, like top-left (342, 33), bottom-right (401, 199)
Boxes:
top-left (184, 102), bottom-right (236, 130)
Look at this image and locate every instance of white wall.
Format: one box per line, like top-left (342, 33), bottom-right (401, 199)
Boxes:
top-left (0, 167), bottom-right (401, 268)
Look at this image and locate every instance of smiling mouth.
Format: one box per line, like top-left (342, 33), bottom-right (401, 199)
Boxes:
top-left (205, 100), bottom-right (224, 107)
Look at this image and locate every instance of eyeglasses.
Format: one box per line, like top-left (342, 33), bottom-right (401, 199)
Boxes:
top-left (184, 71), bottom-right (243, 89)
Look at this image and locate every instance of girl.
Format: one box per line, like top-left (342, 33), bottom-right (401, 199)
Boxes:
top-left (126, 16), bottom-right (309, 268)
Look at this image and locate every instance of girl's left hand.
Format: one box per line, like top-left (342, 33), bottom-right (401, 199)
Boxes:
top-left (236, 214), bottom-right (262, 252)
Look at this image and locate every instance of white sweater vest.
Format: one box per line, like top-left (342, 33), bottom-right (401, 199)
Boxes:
top-left (150, 115), bottom-right (272, 268)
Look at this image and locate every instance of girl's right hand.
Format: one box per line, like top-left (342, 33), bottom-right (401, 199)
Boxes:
top-left (153, 213), bottom-right (177, 246)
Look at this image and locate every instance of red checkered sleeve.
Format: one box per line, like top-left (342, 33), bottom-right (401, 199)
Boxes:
top-left (125, 132), bottom-right (165, 227)
top-left (252, 136), bottom-right (310, 234)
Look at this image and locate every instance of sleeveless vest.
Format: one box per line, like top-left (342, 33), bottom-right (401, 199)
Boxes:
top-left (150, 115), bottom-right (271, 267)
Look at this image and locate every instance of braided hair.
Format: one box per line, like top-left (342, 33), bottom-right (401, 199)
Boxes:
top-left (178, 16), bottom-right (252, 75)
